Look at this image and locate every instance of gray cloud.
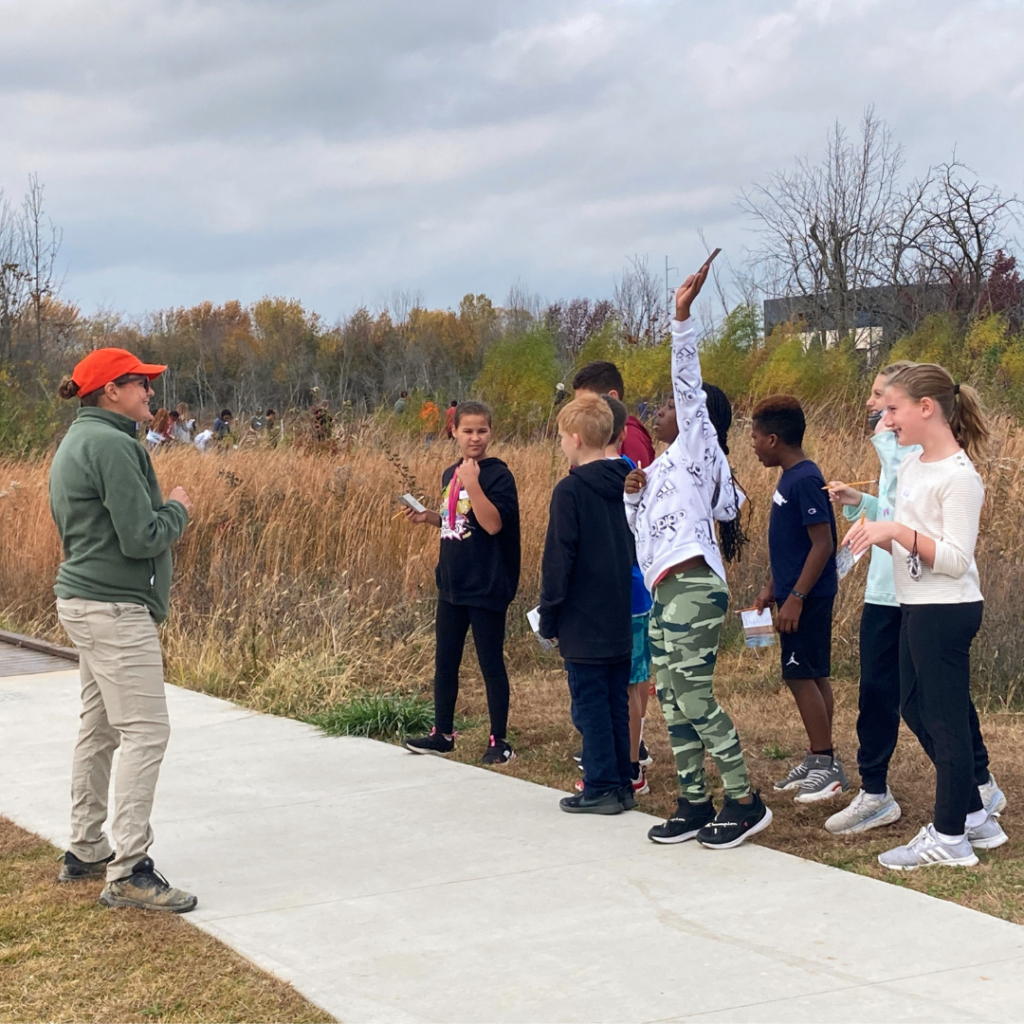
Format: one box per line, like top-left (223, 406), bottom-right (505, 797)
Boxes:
top-left (1, 0), bottom-right (1022, 319)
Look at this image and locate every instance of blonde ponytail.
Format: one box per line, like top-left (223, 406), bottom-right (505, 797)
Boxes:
top-left (886, 363), bottom-right (991, 462)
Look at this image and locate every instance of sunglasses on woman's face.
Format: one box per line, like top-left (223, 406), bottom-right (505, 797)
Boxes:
top-left (120, 376), bottom-right (154, 394)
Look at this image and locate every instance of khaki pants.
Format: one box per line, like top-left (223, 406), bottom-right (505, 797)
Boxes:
top-left (56, 597), bottom-right (169, 882)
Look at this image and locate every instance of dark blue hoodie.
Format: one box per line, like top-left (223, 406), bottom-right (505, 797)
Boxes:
top-left (539, 458), bottom-right (634, 663)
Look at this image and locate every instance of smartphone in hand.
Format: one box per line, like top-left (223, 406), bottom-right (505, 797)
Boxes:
top-left (398, 493), bottom-right (427, 514)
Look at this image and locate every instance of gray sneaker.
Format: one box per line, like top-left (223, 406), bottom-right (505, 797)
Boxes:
top-left (979, 773), bottom-right (1007, 816)
top-left (99, 857), bottom-right (197, 914)
top-left (967, 814), bottom-right (1008, 850)
top-left (773, 754), bottom-right (814, 792)
top-left (878, 825), bottom-right (979, 871)
top-left (824, 788), bottom-right (902, 834)
top-left (793, 755), bottom-right (850, 804)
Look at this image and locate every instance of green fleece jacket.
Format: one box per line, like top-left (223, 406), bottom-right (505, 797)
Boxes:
top-left (49, 407), bottom-right (189, 622)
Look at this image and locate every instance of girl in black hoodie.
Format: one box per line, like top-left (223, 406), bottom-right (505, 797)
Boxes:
top-left (403, 401), bottom-right (521, 764)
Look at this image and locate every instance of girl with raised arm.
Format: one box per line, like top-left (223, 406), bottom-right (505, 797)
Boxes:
top-left (624, 260), bottom-right (770, 849)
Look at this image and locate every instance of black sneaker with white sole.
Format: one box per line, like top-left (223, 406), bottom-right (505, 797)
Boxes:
top-left (58, 850), bottom-right (114, 882)
top-left (404, 728), bottom-right (455, 755)
top-left (697, 791), bottom-right (773, 849)
top-left (647, 797), bottom-right (716, 844)
top-left (638, 740), bottom-right (653, 767)
top-left (481, 735), bottom-right (515, 765)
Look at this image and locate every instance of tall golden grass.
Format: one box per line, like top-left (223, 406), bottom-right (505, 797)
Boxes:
top-left (3, 410), bottom-right (1024, 709)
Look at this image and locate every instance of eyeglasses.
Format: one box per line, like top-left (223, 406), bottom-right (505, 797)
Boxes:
top-left (118, 376), bottom-right (154, 394)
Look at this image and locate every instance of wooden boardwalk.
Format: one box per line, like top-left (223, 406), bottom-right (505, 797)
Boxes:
top-left (0, 634), bottom-right (77, 678)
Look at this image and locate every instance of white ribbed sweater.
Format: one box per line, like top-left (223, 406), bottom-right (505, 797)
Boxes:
top-left (893, 450), bottom-right (984, 605)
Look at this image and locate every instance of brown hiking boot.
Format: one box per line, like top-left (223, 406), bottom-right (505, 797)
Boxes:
top-left (58, 850), bottom-right (114, 882)
top-left (99, 857), bottom-right (198, 913)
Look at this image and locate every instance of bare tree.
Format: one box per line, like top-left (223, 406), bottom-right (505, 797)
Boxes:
top-left (739, 107), bottom-right (903, 341)
top-left (504, 278), bottom-right (542, 335)
top-left (614, 254), bottom-right (664, 344)
top-left (20, 174), bottom-right (63, 360)
top-left (921, 162), bottom-right (1020, 323)
top-left (544, 297), bottom-right (617, 356)
top-left (0, 187), bottom-right (28, 367)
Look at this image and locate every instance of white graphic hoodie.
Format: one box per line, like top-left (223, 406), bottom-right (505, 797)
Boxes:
top-left (624, 317), bottom-right (743, 591)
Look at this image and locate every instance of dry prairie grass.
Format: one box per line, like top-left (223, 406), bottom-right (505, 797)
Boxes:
top-left (0, 817), bottom-right (333, 1024)
top-left (3, 412), bottom-right (1024, 706)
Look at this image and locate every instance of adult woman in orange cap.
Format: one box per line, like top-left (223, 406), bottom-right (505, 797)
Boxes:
top-left (49, 348), bottom-right (197, 913)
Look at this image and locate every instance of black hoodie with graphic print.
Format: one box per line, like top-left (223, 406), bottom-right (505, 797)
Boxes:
top-left (539, 458), bottom-right (634, 663)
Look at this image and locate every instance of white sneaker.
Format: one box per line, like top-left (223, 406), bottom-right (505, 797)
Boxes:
top-left (824, 788), bottom-right (902, 835)
top-left (967, 813), bottom-right (1008, 850)
top-left (878, 825), bottom-right (979, 871)
top-left (979, 773), bottom-right (1007, 816)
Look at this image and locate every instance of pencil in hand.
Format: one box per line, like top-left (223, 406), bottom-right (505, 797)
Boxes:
top-left (822, 479), bottom-right (878, 490)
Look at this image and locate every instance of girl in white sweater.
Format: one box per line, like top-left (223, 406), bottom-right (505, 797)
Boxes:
top-left (846, 362), bottom-right (1006, 870)
top-left (625, 260), bottom-right (770, 850)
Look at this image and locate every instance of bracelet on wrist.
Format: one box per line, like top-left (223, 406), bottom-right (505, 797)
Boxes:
top-left (790, 589), bottom-right (807, 601)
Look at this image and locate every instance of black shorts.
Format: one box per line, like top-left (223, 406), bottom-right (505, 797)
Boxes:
top-left (779, 594), bottom-right (834, 680)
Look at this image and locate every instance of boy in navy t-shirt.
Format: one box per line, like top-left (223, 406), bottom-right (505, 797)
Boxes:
top-left (752, 395), bottom-right (849, 804)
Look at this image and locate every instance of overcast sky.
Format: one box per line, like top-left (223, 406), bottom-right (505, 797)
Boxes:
top-left (1, 0), bottom-right (1022, 322)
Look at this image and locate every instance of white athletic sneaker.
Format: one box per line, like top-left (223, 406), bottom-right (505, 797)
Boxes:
top-left (793, 755), bottom-right (850, 804)
top-left (967, 814), bottom-right (1008, 850)
top-left (878, 825), bottom-right (979, 871)
top-left (824, 788), bottom-right (902, 834)
top-left (979, 773), bottom-right (1007, 816)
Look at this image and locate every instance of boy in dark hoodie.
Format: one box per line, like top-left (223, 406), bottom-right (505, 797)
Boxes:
top-left (540, 392), bottom-right (635, 814)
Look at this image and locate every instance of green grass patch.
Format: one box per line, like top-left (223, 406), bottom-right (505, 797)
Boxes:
top-left (305, 691), bottom-right (436, 741)
top-left (762, 743), bottom-right (792, 760)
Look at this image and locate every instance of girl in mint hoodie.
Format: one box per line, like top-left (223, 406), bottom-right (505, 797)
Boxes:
top-left (825, 361), bottom-right (1002, 835)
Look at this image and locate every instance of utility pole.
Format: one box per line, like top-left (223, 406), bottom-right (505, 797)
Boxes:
top-left (664, 256), bottom-right (678, 321)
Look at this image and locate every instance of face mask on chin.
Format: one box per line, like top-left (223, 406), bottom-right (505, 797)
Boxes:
top-left (867, 411), bottom-right (883, 431)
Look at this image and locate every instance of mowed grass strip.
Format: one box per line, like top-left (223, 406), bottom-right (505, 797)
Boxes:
top-left (439, 651), bottom-right (1024, 925)
top-left (0, 818), bottom-right (334, 1024)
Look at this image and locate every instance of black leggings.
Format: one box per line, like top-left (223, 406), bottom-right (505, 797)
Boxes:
top-left (433, 599), bottom-right (510, 739)
top-left (900, 602), bottom-right (989, 835)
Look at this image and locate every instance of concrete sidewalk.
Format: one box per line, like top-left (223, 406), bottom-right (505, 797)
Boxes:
top-left (2, 669), bottom-right (1024, 1023)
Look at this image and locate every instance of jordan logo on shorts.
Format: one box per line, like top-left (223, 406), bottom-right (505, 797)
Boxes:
top-left (786, 653), bottom-right (800, 667)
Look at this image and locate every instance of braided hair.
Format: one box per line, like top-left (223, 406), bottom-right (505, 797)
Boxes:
top-left (703, 383), bottom-right (749, 563)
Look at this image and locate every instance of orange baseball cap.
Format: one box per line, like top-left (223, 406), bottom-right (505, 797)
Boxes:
top-left (71, 348), bottom-right (167, 396)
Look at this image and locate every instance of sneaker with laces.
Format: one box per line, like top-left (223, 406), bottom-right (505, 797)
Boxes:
top-left (878, 825), bottom-right (979, 870)
top-left (967, 813), bottom-right (1008, 850)
top-left (979, 773), bottom-right (1007, 816)
top-left (404, 727), bottom-right (455, 755)
top-left (481, 736), bottom-right (515, 765)
top-left (793, 755), bottom-right (850, 804)
top-left (631, 764), bottom-right (650, 796)
top-left (638, 740), bottom-right (653, 767)
top-left (647, 797), bottom-right (716, 844)
top-left (57, 850), bottom-right (114, 882)
top-left (773, 753), bottom-right (815, 792)
top-left (697, 791), bottom-right (773, 849)
top-left (99, 857), bottom-right (198, 913)
top-left (824, 788), bottom-right (902, 834)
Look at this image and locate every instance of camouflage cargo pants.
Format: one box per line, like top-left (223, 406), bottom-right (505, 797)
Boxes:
top-left (650, 566), bottom-right (751, 801)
